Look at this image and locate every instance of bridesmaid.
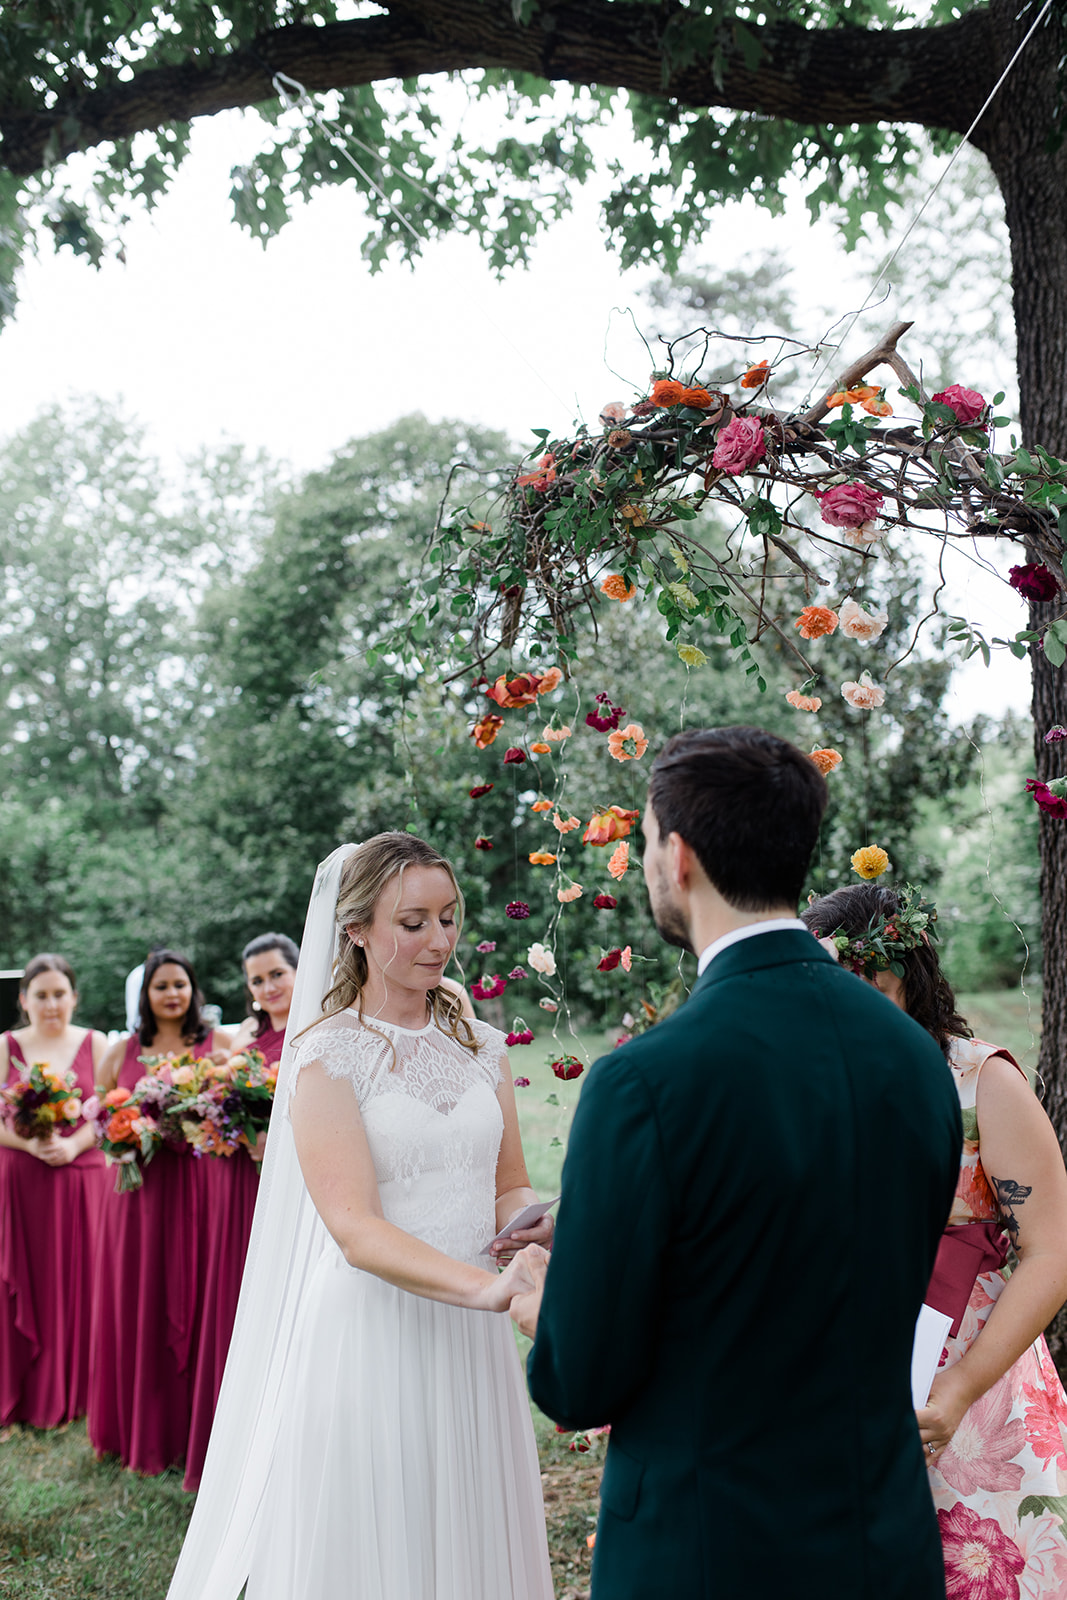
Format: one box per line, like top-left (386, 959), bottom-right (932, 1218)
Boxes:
top-left (184, 934), bottom-right (298, 1489)
top-left (227, 932), bottom-right (300, 1071)
top-left (0, 955), bottom-right (108, 1427)
top-left (88, 950), bottom-right (230, 1479)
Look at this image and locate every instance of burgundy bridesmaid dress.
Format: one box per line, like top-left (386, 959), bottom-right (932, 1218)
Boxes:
top-left (184, 1019), bottom-right (285, 1489)
top-left (87, 1030), bottom-right (219, 1477)
top-left (0, 1029), bottom-right (107, 1427)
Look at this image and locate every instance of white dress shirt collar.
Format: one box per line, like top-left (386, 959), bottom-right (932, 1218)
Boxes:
top-left (696, 918), bottom-right (809, 976)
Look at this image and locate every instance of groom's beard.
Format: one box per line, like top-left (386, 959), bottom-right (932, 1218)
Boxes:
top-left (647, 871), bottom-right (694, 955)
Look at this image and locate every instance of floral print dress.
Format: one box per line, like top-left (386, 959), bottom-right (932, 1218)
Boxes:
top-left (929, 1036), bottom-right (1067, 1599)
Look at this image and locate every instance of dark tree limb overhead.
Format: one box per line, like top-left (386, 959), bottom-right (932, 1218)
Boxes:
top-left (0, 0), bottom-right (995, 178)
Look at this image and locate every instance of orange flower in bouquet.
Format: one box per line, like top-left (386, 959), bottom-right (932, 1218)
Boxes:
top-left (1, 1061), bottom-right (83, 1141)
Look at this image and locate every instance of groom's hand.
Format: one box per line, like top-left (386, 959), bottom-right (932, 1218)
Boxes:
top-left (508, 1245), bottom-right (550, 1339)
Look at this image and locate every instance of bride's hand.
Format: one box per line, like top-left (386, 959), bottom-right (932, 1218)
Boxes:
top-left (508, 1246), bottom-right (550, 1338)
top-left (479, 1244), bottom-right (549, 1314)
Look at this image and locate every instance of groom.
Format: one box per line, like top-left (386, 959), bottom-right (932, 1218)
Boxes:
top-left (512, 726), bottom-right (961, 1598)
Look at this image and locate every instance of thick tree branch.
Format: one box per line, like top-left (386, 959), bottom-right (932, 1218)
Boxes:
top-left (0, 0), bottom-right (995, 178)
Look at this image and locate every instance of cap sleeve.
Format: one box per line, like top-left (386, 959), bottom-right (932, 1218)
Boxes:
top-left (287, 1013), bottom-right (391, 1113)
top-left (468, 1019), bottom-right (509, 1090)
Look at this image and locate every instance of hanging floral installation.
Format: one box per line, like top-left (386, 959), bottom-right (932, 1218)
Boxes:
top-left (374, 320), bottom-right (1067, 1068)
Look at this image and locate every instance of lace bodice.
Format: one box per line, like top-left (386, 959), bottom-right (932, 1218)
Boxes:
top-left (289, 1011), bottom-right (508, 1264)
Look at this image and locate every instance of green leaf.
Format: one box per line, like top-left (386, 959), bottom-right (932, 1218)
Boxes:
top-left (544, 1092), bottom-right (559, 1106)
top-left (1044, 630), bottom-right (1067, 668)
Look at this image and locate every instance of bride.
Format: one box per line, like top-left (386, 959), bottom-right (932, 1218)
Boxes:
top-left (167, 834), bottom-right (554, 1600)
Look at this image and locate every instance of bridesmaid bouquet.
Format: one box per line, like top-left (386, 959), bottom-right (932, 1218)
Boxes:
top-left (163, 1049), bottom-right (276, 1160)
top-left (1, 1062), bottom-right (82, 1141)
top-left (84, 1081), bottom-right (166, 1191)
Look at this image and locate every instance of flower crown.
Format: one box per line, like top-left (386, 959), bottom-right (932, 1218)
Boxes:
top-left (812, 883), bottom-right (938, 979)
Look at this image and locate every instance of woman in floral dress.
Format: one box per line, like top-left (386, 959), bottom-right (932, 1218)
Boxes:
top-left (805, 883), bottom-right (1067, 1599)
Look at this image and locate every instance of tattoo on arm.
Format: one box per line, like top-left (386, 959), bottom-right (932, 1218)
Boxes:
top-left (991, 1175), bottom-right (1033, 1247)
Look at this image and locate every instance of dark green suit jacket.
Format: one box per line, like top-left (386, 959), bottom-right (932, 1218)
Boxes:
top-left (528, 930), bottom-right (961, 1599)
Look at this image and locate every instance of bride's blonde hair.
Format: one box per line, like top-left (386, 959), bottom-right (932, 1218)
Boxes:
top-left (315, 832), bottom-right (478, 1056)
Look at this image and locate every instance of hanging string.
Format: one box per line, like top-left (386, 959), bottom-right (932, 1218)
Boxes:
top-left (805, 0), bottom-right (1054, 404)
top-left (270, 72), bottom-right (573, 415)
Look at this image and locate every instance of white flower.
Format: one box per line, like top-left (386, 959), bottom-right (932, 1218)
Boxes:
top-left (527, 942), bottom-right (557, 976)
top-left (840, 520), bottom-right (882, 549)
top-left (839, 597), bottom-right (889, 642)
top-left (841, 670), bottom-right (886, 710)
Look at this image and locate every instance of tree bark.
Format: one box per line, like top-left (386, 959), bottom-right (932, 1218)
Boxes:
top-left (0, 0), bottom-right (994, 177)
top-left (972, 1), bottom-right (1067, 1371)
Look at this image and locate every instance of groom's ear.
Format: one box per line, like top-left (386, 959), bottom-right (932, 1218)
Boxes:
top-left (666, 831), bottom-right (699, 891)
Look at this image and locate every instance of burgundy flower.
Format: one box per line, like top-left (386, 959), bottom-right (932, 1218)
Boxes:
top-left (597, 948), bottom-right (622, 971)
top-left (931, 385), bottom-right (986, 426)
top-left (1026, 778), bottom-right (1067, 818)
top-left (503, 746), bottom-right (527, 765)
top-left (585, 693), bottom-right (625, 733)
top-left (470, 975), bottom-right (507, 1001)
top-left (508, 966), bottom-right (528, 980)
top-left (469, 783), bottom-right (495, 799)
top-left (550, 1055), bottom-right (585, 1081)
top-left (593, 893), bottom-right (618, 910)
top-left (513, 1076), bottom-right (530, 1088)
top-left (1045, 725), bottom-right (1067, 743)
top-left (474, 836), bottom-right (493, 851)
top-left (475, 940), bottom-right (497, 954)
top-left (505, 901), bottom-right (531, 920)
top-left (506, 1029), bottom-right (534, 1047)
top-left (1009, 562), bottom-right (1059, 603)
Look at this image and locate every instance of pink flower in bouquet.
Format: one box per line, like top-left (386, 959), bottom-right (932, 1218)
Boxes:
top-left (471, 975), bottom-right (507, 1001)
top-left (1009, 562), bottom-right (1059, 603)
top-left (816, 481), bottom-right (884, 529)
top-left (711, 417), bottom-right (766, 475)
top-left (82, 1094), bottom-right (100, 1122)
top-left (938, 1503), bottom-right (1024, 1598)
top-left (841, 671), bottom-right (886, 710)
top-left (171, 1065), bottom-right (195, 1087)
top-left (939, 1379), bottom-right (1025, 1495)
top-left (931, 385), bottom-right (986, 425)
top-left (839, 598), bottom-right (888, 641)
top-left (476, 940), bottom-right (497, 954)
top-left (61, 1098), bottom-right (82, 1122)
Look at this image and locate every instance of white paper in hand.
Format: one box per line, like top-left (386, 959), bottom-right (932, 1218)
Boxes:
top-left (911, 1302), bottom-right (953, 1409)
top-left (482, 1196), bottom-right (560, 1254)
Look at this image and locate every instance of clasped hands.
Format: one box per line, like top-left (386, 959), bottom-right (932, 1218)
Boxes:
top-left (483, 1211), bottom-right (553, 1334)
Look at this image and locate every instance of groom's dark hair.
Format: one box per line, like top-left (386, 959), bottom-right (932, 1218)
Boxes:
top-left (648, 726), bottom-right (827, 911)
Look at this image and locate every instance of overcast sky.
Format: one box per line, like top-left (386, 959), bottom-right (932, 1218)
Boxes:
top-left (0, 105), bottom-right (1032, 721)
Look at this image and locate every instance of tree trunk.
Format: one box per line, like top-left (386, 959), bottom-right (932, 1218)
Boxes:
top-left (976, 0), bottom-right (1067, 1371)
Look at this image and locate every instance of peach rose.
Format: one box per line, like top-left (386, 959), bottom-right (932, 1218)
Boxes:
top-left (582, 806), bottom-right (639, 846)
top-left (557, 884), bottom-right (583, 903)
top-left (61, 1098), bottom-right (82, 1122)
top-left (530, 799), bottom-right (553, 812)
top-left (599, 401), bottom-right (627, 426)
top-left (530, 742), bottom-right (551, 754)
top-left (841, 670), bottom-right (886, 710)
top-left (785, 690), bottom-right (822, 712)
top-left (536, 667), bottom-right (563, 694)
top-left (839, 597), bottom-right (888, 642)
top-left (840, 522), bottom-right (882, 549)
top-left (808, 748), bottom-right (843, 775)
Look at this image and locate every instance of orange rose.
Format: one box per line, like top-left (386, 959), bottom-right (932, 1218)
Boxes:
top-left (600, 573), bottom-right (637, 602)
top-left (105, 1105), bottom-right (141, 1144)
top-left (536, 667), bottom-right (563, 693)
top-left (741, 361), bottom-right (770, 389)
top-left (794, 605), bottom-right (839, 640)
top-left (679, 386), bottom-right (713, 408)
top-left (528, 851), bottom-right (557, 865)
top-left (470, 712), bottom-right (505, 749)
top-left (530, 799), bottom-right (553, 812)
top-left (808, 748), bottom-right (843, 775)
top-left (862, 398), bottom-right (893, 417)
top-left (104, 1086), bottom-right (132, 1107)
top-left (530, 742), bottom-right (551, 754)
top-left (651, 378), bottom-right (686, 407)
top-left (583, 805), bottom-right (640, 846)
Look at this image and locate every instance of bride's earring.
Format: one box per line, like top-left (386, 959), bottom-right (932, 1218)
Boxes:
top-left (252, 1001), bottom-right (262, 1011)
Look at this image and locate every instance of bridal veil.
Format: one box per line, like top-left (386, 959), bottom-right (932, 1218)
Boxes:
top-left (166, 843), bottom-right (358, 1600)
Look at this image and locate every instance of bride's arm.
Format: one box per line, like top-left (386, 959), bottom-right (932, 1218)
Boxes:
top-left (291, 1058), bottom-right (533, 1312)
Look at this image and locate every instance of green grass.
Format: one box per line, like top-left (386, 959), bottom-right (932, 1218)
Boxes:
top-left (509, 1027), bottom-right (610, 1196)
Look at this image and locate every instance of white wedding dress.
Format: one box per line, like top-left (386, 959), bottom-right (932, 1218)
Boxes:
top-left (244, 1009), bottom-right (554, 1600)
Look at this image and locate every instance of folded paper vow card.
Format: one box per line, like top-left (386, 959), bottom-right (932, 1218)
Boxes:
top-left (911, 1302), bottom-right (953, 1410)
top-left (483, 1197), bottom-right (560, 1254)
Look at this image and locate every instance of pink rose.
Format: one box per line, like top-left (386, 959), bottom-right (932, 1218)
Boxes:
top-left (838, 597), bottom-right (888, 642)
top-left (599, 401), bottom-right (627, 426)
top-left (711, 416), bottom-right (767, 475)
top-left (816, 481), bottom-right (884, 528)
top-left (931, 385), bottom-right (986, 425)
top-left (841, 670), bottom-right (886, 710)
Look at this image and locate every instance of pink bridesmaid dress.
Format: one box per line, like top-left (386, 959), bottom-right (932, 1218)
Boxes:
top-left (0, 1028), bottom-right (107, 1427)
top-left (88, 1030), bottom-right (219, 1477)
top-left (184, 1019), bottom-right (283, 1489)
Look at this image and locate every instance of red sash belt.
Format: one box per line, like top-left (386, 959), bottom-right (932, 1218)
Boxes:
top-left (926, 1219), bottom-right (1010, 1339)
